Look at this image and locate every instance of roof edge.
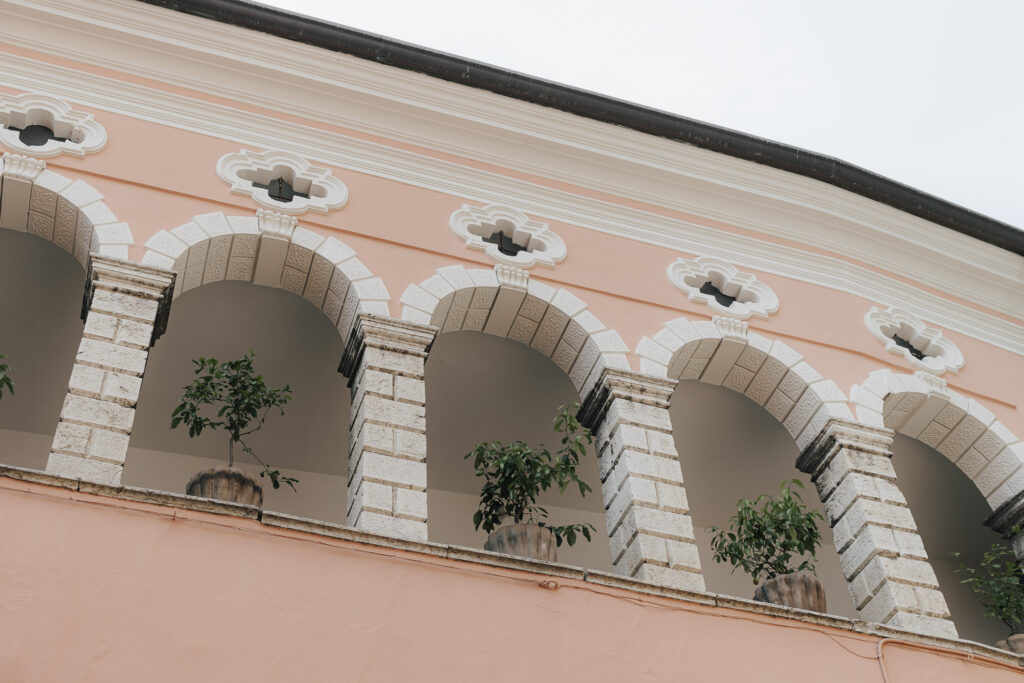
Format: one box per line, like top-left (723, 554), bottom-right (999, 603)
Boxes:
top-left (137, 0), bottom-right (1024, 256)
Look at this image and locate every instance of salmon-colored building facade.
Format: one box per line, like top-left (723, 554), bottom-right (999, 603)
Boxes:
top-left (1, 1), bottom-right (1022, 680)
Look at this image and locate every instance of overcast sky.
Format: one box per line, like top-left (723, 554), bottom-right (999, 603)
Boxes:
top-left (264, 0), bottom-right (1023, 230)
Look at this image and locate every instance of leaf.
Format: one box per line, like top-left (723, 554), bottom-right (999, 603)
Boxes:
top-left (708, 478), bottom-right (822, 583)
top-left (466, 402), bottom-right (595, 542)
top-left (170, 351), bottom-right (295, 490)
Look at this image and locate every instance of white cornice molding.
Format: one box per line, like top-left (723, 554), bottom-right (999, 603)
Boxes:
top-left (864, 306), bottom-right (965, 375)
top-left (216, 149), bottom-right (348, 214)
top-left (0, 52), bottom-right (1020, 356)
top-left (449, 203), bottom-right (566, 268)
top-left (0, 91), bottom-right (106, 157)
top-left (667, 256), bottom-right (779, 319)
top-left (1, 0), bottom-right (1018, 320)
top-left (0, 16), bottom-right (1021, 355)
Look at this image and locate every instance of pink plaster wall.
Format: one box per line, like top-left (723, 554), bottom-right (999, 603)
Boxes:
top-left (0, 49), bottom-right (1021, 438)
top-left (0, 477), bottom-right (1017, 683)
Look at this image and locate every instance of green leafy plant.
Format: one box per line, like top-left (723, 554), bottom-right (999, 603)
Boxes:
top-left (171, 351), bottom-right (297, 491)
top-left (953, 529), bottom-right (1024, 635)
top-left (709, 479), bottom-right (823, 584)
top-left (465, 402), bottom-right (595, 547)
top-left (0, 354), bottom-right (12, 399)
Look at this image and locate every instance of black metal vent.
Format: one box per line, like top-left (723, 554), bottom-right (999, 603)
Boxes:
top-left (482, 230), bottom-right (525, 256)
top-left (891, 333), bottom-right (927, 360)
top-left (699, 281), bottom-right (736, 308)
top-left (7, 124), bottom-right (67, 147)
top-left (252, 177), bottom-right (309, 203)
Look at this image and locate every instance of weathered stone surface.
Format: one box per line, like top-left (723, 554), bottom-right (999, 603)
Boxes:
top-left (344, 314), bottom-right (436, 542)
top-left (753, 572), bottom-right (827, 613)
top-left (584, 367), bottom-right (706, 592)
top-left (995, 634), bottom-right (1024, 654)
top-left (800, 418), bottom-right (957, 639)
top-left (484, 523), bottom-right (558, 563)
top-left (46, 255), bottom-right (175, 487)
top-left (186, 468), bottom-right (263, 507)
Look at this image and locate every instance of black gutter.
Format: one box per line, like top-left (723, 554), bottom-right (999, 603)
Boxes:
top-left (139, 0), bottom-right (1024, 257)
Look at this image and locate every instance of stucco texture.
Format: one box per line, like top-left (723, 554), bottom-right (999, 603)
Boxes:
top-left (0, 477), bottom-right (1017, 683)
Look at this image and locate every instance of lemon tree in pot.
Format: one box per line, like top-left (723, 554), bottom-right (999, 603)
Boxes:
top-left (171, 351), bottom-right (296, 506)
top-left (710, 479), bottom-right (826, 611)
top-left (953, 529), bottom-right (1024, 653)
top-left (466, 402), bottom-right (595, 562)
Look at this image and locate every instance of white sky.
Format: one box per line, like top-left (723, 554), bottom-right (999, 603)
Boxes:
top-left (264, 0), bottom-right (1024, 230)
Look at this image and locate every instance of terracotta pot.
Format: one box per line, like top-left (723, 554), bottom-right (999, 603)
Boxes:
top-left (753, 572), bottom-right (827, 612)
top-left (484, 523), bottom-right (558, 562)
top-left (186, 468), bottom-right (263, 506)
top-left (995, 634), bottom-right (1024, 654)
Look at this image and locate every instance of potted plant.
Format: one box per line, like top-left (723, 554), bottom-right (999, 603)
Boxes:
top-left (465, 402), bottom-right (596, 562)
top-left (0, 354), bottom-right (12, 399)
top-left (953, 529), bottom-right (1024, 653)
top-left (709, 479), bottom-right (826, 611)
top-left (171, 351), bottom-right (297, 506)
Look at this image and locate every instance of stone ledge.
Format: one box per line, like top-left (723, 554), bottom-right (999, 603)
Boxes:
top-left (582, 569), bottom-right (716, 606)
top-left (1, 463), bottom-right (1020, 669)
top-left (261, 510), bottom-right (448, 558)
top-left (446, 544), bottom-right (586, 580)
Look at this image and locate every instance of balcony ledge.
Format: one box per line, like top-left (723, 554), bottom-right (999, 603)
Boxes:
top-left (1, 462), bottom-right (1020, 671)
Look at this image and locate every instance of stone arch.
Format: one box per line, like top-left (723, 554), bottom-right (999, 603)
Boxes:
top-left (140, 210), bottom-right (390, 347)
top-left (399, 264), bottom-right (630, 396)
top-left (851, 369), bottom-right (1024, 511)
top-left (0, 152), bottom-right (134, 263)
top-left (636, 316), bottom-right (852, 451)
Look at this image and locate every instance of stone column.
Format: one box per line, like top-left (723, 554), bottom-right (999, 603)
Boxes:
top-left (340, 314), bottom-right (436, 542)
top-left (46, 255), bottom-right (175, 486)
top-left (798, 418), bottom-right (957, 638)
top-left (579, 367), bottom-right (705, 592)
top-left (984, 491), bottom-right (1024, 567)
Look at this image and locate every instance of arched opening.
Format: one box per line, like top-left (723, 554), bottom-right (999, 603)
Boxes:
top-left (639, 317), bottom-right (856, 615)
top-left (125, 280), bottom-right (350, 522)
top-left (0, 229), bottom-right (84, 469)
top-left (128, 213), bottom-right (392, 521)
top-left (403, 265), bottom-right (628, 567)
top-left (0, 160), bottom-right (136, 469)
top-left (424, 331), bottom-right (610, 569)
top-left (670, 379), bottom-right (855, 616)
top-left (891, 434), bottom-right (1005, 643)
top-left (852, 370), bottom-right (1024, 642)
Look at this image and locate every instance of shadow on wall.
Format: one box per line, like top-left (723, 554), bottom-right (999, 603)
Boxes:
top-left (0, 230), bottom-right (84, 470)
top-left (670, 379), bottom-right (856, 618)
top-left (893, 434), bottom-right (1007, 645)
top-left (122, 280), bottom-right (350, 524)
top-left (424, 331), bottom-right (612, 572)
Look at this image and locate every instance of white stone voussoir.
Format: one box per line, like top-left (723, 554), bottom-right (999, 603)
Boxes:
top-left (0, 154), bottom-right (133, 263)
top-left (402, 266), bottom-right (631, 392)
top-left (850, 369), bottom-right (1022, 512)
top-left (142, 211), bottom-right (389, 345)
top-left (638, 315), bottom-right (846, 445)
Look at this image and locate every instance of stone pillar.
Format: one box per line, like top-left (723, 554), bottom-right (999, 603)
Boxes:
top-left (798, 418), bottom-right (957, 638)
top-left (579, 367), bottom-right (705, 592)
top-left (46, 255), bottom-right (175, 486)
top-left (340, 314), bottom-right (436, 542)
top-left (984, 490), bottom-right (1024, 567)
